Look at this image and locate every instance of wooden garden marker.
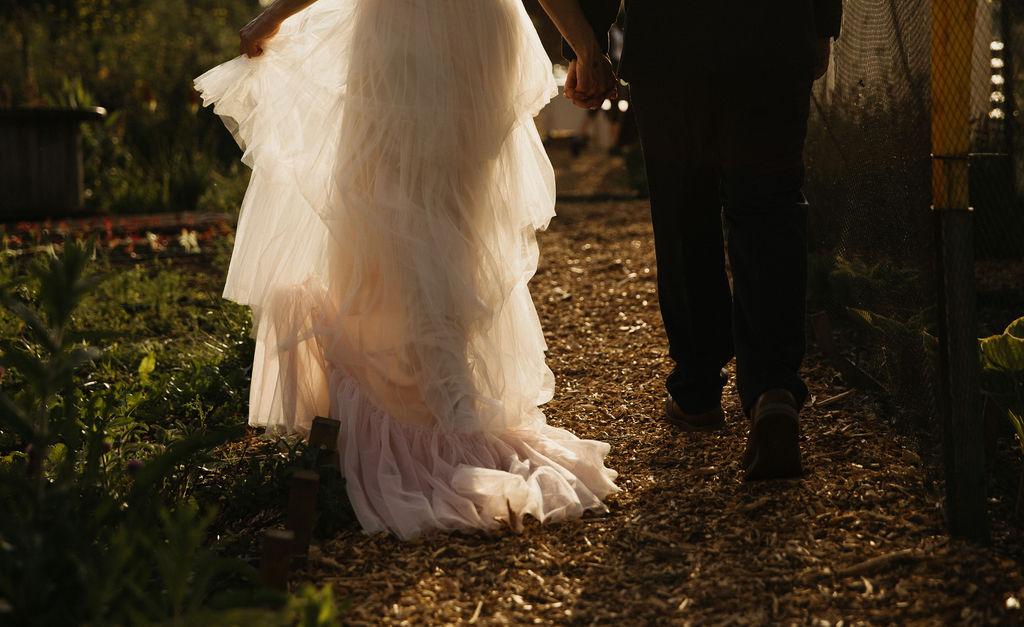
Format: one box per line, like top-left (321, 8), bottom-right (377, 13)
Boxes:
top-left (259, 528), bottom-right (295, 590)
top-left (309, 416), bottom-right (342, 473)
top-left (287, 469), bottom-right (320, 556)
top-left (318, 449), bottom-right (341, 474)
top-left (308, 416), bottom-right (340, 451)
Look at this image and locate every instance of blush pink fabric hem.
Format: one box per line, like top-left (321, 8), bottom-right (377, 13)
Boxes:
top-left (331, 373), bottom-right (618, 540)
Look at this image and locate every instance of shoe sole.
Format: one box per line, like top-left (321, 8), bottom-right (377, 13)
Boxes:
top-left (663, 399), bottom-right (726, 432)
top-left (664, 414), bottom-right (726, 432)
top-left (743, 405), bottom-right (802, 481)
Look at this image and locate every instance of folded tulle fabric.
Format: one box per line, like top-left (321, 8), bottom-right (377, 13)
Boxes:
top-left (332, 373), bottom-right (618, 540)
top-left (196, 0), bottom-right (617, 538)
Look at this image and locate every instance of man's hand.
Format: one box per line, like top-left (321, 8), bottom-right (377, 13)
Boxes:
top-left (813, 38), bottom-right (831, 80)
top-left (564, 55), bottom-right (617, 110)
top-left (240, 13), bottom-right (281, 58)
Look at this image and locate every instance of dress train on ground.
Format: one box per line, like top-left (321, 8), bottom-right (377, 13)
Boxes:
top-left (195, 0), bottom-right (618, 539)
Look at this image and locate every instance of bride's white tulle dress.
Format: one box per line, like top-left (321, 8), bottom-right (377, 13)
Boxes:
top-left (194, 0), bottom-right (618, 540)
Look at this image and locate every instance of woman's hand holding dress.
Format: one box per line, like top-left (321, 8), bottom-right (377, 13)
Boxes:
top-left (240, 14), bottom-right (280, 58)
top-left (240, 0), bottom-right (321, 58)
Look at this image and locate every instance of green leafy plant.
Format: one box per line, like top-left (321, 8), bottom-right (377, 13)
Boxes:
top-left (978, 316), bottom-right (1024, 454)
top-left (805, 252), bottom-right (938, 412)
top-left (0, 242), bottom-right (104, 482)
top-left (0, 242), bottom-right (342, 625)
top-left (808, 252), bottom-right (921, 318)
top-left (846, 306), bottom-right (935, 394)
top-left (288, 584), bottom-right (347, 626)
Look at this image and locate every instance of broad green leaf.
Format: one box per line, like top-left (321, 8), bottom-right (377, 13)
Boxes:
top-left (1011, 410), bottom-right (1024, 456)
top-left (848, 307), bottom-right (875, 327)
top-left (922, 330), bottom-right (939, 353)
top-left (288, 584), bottom-right (343, 627)
top-left (979, 333), bottom-right (1024, 373)
top-left (1006, 316), bottom-right (1024, 340)
top-left (846, 307), bottom-right (915, 337)
top-left (48, 442), bottom-right (67, 467)
top-left (137, 354), bottom-right (156, 380)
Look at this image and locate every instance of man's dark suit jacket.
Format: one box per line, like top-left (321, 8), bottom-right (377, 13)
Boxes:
top-left (567, 1), bottom-right (843, 81)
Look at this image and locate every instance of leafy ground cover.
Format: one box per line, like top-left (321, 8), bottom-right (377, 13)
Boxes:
top-left (0, 234), bottom-right (346, 624)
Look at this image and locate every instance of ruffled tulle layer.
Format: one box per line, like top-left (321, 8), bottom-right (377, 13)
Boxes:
top-left (332, 373), bottom-right (617, 540)
top-left (195, 0), bottom-right (617, 538)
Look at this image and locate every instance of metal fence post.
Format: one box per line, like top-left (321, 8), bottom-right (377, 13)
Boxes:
top-left (931, 0), bottom-right (989, 541)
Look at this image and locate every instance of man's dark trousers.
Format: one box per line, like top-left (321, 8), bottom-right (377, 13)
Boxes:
top-left (628, 74), bottom-right (813, 416)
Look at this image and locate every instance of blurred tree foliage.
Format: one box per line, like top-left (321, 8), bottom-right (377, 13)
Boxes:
top-left (0, 0), bottom-right (260, 214)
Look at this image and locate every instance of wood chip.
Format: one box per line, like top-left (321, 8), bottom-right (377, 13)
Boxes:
top-left (837, 549), bottom-right (925, 578)
top-left (817, 389), bottom-right (857, 407)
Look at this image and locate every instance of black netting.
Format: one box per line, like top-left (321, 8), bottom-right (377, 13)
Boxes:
top-left (804, 0), bottom-right (935, 413)
top-left (804, 0), bottom-right (1023, 426)
top-left (803, 0), bottom-right (1024, 537)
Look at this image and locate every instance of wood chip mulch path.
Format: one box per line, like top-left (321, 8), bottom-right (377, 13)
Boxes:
top-left (291, 197), bottom-right (1024, 625)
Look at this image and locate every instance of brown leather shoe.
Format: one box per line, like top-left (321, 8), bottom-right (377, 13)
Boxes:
top-left (663, 397), bottom-right (725, 432)
top-left (742, 389), bottom-right (802, 481)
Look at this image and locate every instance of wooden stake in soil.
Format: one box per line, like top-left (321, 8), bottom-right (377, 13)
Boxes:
top-left (318, 449), bottom-right (341, 474)
top-left (259, 528), bottom-right (295, 590)
top-left (309, 416), bottom-right (342, 474)
top-left (309, 416), bottom-right (341, 451)
top-left (287, 469), bottom-right (320, 556)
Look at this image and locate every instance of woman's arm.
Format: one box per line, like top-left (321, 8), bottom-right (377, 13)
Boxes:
top-left (239, 0), bottom-right (319, 58)
top-left (537, 0), bottom-right (606, 61)
top-left (536, 0), bottom-right (617, 109)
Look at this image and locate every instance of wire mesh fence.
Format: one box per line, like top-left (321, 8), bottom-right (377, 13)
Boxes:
top-left (805, 0), bottom-right (934, 413)
top-left (804, 0), bottom-right (1023, 538)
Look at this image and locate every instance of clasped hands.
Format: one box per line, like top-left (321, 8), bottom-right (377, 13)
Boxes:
top-left (563, 55), bottom-right (617, 110)
top-left (563, 37), bottom-right (832, 108)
